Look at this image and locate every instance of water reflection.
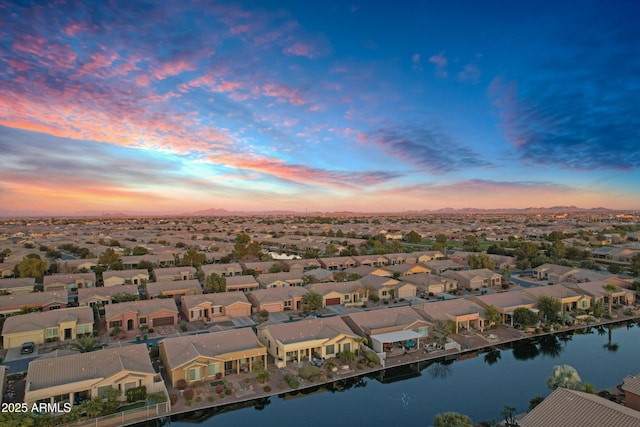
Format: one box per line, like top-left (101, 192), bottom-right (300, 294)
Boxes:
top-left (512, 340), bottom-right (539, 361)
top-left (538, 335), bottom-right (562, 358)
top-left (428, 360), bottom-right (454, 379)
top-left (483, 349), bottom-right (501, 366)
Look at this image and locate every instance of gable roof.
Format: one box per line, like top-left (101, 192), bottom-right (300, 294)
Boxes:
top-left (623, 374), bottom-right (640, 396)
top-left (181, 292), bottom-right (250, 310)
top-left (103, 269), bottom-right (149, 280)
top-left (258, 316), bottom-right (356, 344)
top-left (519, 388), bottom-right (640, 427)
top-left (147, 279), bottom-right (202, 295)
top-left (104, 298), bottom-right (178, 319)
top-left (78, 284), bottom-right (139, 303)
top-left (248, 287), bottom-right (309, 304)
top-left (342, 306), bottom-right (427, 335)
top-left (306, 280), bottom-right (365, 296)
top-left (0, 290), bottom-right (68, 309)
top-left (26, 344), bottom-right (154, 391)
top-left (2, 306), bottom-right (94, 334)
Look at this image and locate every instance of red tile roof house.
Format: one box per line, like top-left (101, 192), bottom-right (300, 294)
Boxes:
top-left (104, 299), bottom-right (178, 335)
top-left (247, 287), bottom-right (309, 313)
top-left (0, 290), bottom-right (68, 316)
top-left (43, 272), bottom-right (96, 292)
top-left (103, 269), bottom-right (150, 287)
top-left (24, 344), bottom-right (166, 407)
top-left (153, 266), bottom-right (197, 281)
top-left (306, 280), bottom-right (370, 307)
top-left (224, 275), bottom-right (259, 292)
top-left (146, 279), bottom-right (202, 300)
top-left (78, 284), bottom-right (139, 307)
top-left (342, 306), bottom-right (431, 356)
top-left (160, 328), bottom-right (267, 388)
top-left (181, 292), bottom-right (252, 323)
top-left (0, 277), bottom-right (35, 294)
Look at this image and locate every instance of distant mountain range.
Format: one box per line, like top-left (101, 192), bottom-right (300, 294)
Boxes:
top-left (0, 206), bottom-right (629, 218)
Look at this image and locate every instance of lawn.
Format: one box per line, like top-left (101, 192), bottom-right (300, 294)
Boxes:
top-left (116, 401), bottom-right (147, 413)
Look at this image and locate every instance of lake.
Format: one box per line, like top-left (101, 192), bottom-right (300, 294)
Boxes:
top-left (159, 321), bottom-right (640, 426)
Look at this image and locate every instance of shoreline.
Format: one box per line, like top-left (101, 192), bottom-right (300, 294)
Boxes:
top-left (124, 314), bottom-right (639, 427)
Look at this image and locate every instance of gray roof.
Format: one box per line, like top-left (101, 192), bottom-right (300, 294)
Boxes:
top-left (520, 388), bottom-right (640, 427)
top-left (26, 344), bottom-right (154, 391)
top-left (0, 291), bottom-right (68, 309)
top-left (2, 306), bottom-right (94, 334)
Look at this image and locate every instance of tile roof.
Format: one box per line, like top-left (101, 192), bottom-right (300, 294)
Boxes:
top-left (103, 269), bottom-right (149, 280)
top-left (2, 306), bottom-right (94, 334)
top-left (26, 344), bottom-right (154, 391)
top-left (248, 287), bottom-right (309, 303)
top-left (146, 279), bottom-right (202, 295)
top-left (258, 316), bottom-right (357, 344)
top-left (343, 306), bottom-right (427, 334)
top-left (623, 374), bottom-right (640, 396)
top-left (104, 298), bottom-right (178, 319)
top-left (473, 291), bottom-right (536, 309)
top-left (519, 388), bottom-right (640, 427)
top-left (77, 284), bottom-right (139, 303)
top-left (0, 290), bottom-right (68, 309)
top-left (306, 280), bottom-right (365, 296)
top-left (0, 277), bottom-right (35, 289)
top-left (182, 292), bottom-right (250, 310)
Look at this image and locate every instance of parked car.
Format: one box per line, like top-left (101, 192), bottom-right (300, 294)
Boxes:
top-left (20, 342), bottom-right (35, 354)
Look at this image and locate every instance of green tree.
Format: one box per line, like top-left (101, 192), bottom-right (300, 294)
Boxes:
top-left (269, 263), bottom-right (283, 273)
top-left (324, 243), bottom-right (339, 256)
top-left (602, 284), bottom-right (618, 315)
top-left (434, 412), bottom-right (473, 427)
top-left (18, 255), bottom-right (47, 281)
top-left (462, 234), bottom-right (480, 251)
top-left (433, 319), bottom-right (456, 342)
top-left (181, 249), bottom-right (205, 267)
top-left (137, 260), bottom-right (154, 274)
top-left (253, 362), bottom-right (270, 383)
top-left (71, 335), bottom-right (104, 353)
top-left (132, 246), bottom-right (148, 255)
top-left (405, 231), bottom-right (422, 244)
top-left (467, 253), bottom-right (496, 270)
top-left (631, 253), bottom-right (640, 276)
top-left (205, 273), bottom-right (226, 293)
top-left (515, 241), bottom-right (539, 260)
top-left (81, 397), bottom-right (105, 417)
top-left (549, 240), bottom-right (567, 260)
top-left (0, 411), bottom-right (34, 427)
top-left (484, 305), bottom-right (502, 326)
top-left (513, 307), bottom-right (538, 327)
top-left (501, 405), bottom-right (516, 426)
top-left (98, 248), bottom-right (121, 270)
top-left (529, 396), bottom-right (544, 411)
top-left (301, 291), bottom-right (323, 311)
top-left (436, 234), bottom-right (448, 245)
top-left (546, 364), bottom-right (582, 390)
top-left (537, 296), bottom-right (562, 322)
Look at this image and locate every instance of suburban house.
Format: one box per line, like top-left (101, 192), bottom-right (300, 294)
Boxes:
top-left (104, 299), bottom-right (178, 334)
top-left (442, 269), bottom-right (502, 290)
top-left (257, 316), bottom-right (360, 368)
top-left (380, 263), bottom-right (432, 277)
top-left (103, 269), bottom-right (149, 287)
top-left (565, 280), bottom-right (635, 308)
top-left (415, 299), bottom-right (486, 333)
top-left (2, 306), bottom-right (94, 349)
top-left (533, 263), bottom-right (581, 283)
top-left (160, 328), bottom-right (267, 387)
top-left (412, 251), bottom-right (445, 262)
top-left (181, 292), bottom-right (252, 322)
top-left (281, 259), bottom-right (321, 273)
top-left (522, 284), bottom-right (591, 313)
top-left (350, 255), bottom-right (390, 267)
top-left (154, 266), bottom-right (197, 281)
top-left (622, 374), bottom-right (640, 412)
top-left (306, 280), bottom-right (369, 307)
top-left (78, 284), bottom-right (139, 307)
top-left (241, 261), bottom-right (279, 275)
top-left (58, 258), bottom-right (98, 273)
top-left (423, 260), bottom-right (465, 275)
top-left (224, 275), bottom-right (260, 292)
top-left (247, 287), bottom-right (309, 313)
top-left (23, 344), bottom-right (166, 406)
top-left (201, 263), bottom-right (243, 278)
top-left (303, 268), bottom-right (335, 283)
top-left (256, 271), bottom-right (304, 289)
top-left (0, 291), bottom-right (68, 316)
top-left (146, 279), bottom-right (202, 300)
top-left (43, 273), bottom-right (96, 292)
top-left (402, 273), bottom-right (458, 295)
top-left (472, 291), bottom-right (537, 326)
top-left (519, 387), bottom-right (640, 427)
top-left (318, 256), bottom-right (356, 271)
top-left (0, 277), bottom-right (35, 294)
top-left (358, 275), bottom-right (404, 300)
top-left (342, 306), bottom-right (431, 355)
top-left (383, 253), bottom-right (414, 265)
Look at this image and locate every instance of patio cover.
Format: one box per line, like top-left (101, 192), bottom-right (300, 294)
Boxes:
top-left (370, 330), bottom-right (421, 344)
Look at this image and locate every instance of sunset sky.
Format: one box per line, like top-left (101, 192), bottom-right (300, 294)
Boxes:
top-left (1, 0), bottom-right (639, 215)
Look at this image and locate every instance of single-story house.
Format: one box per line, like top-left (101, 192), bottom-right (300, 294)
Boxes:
top-left (181, 292), bottom-right (252, 322)
top-left (78, 284), bottom-right (139, 307)
top-left (350, 255), bottom-right (390, 267)
top-left (160, 328), bottom-right (267, 387)
top-left (154, 266), bottom-right (196, 281)
top-left (2, 306), bottom-right (94, 349)
top-left (415, 299), bottom-right (486, 333)
top-left (622, 374), bottom-right (640, 412)
top-left (412, 251), bottom-right (445, 262)
top-left (57, 258), bottom-right (98, 273)
top-left (0, 290), bottom-right (68, 316)
top-left (201, 263), bottom-right (243, 278)
top-left (383, 253), bottom-right (414, 265)
top-left (24, 344), bottom-right (165, 406)
top-left (472, 291), bottom-right (537, 326)
top-left (247, 287), bottom-right (309, 313)
top-left (522, 284), bottom-right (591, 314)
top-left (43, 273), bottom-right (96, 292)
top-left (240, 261), bottom-right (278, 275)
top-left (442, 269), bottom-right (502, 290)
top-left (146, 279), bottom-right (202, 300)
top-left (103, 269), bottom-right (149, 287)
top-left (401, 273), bottom-right (458, 295)
top-left (0, 277), bottom-right (35, 294)
top-left (380, 263), bottom-right (432, 277)
top-left (565, 280), bottom-right (635, 308)
top-left (533, 263), bottom-right (581, 283)
top-left (281, 259), bottom-right (321, 273)
top-left (256, 271), bottom-right (304, 289)
top-left (224, 275), bottom-right (259, 292)
top-left (423, 260), bottom-right (465, 275)
top-left (306, 280), bottom-right (369, 307)
top-left (318, 256), bottom-right (356, 271)
top-left (104, 299), bottom-right (178, 334)
top-left (257, 316), bottom-right (360, 368)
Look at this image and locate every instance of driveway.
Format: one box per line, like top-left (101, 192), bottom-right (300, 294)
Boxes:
top-left (4, 345), bottom-right (39, 362)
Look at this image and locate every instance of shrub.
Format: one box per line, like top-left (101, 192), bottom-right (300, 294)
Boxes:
top-left (215, 372), bottom-right (223, 380)
top-left (177, 379), bottom-right (188, 390)
top-left (126, 386), bottom-right (147, 403)
top-left (149, 345), bottom-right (160, 358)
top-left (170, 394), bottom-right (178, 405)
top-left (179, 321), bottom-right (188, 332)
top-left (358, 363), bottom-right (366, 370)
top-left (284, 374), bottom-right (300, 389)
top-left (299, 365), bottom-right (322, 381)
top-left (184, 389), bottom-right (195, 401)
top-left (369, 361), bottom-right (375, 368)
top-left (225, 388), bottom-right (232, 396)
top-left (219, 392), bottom-right (225, 399)
top-left (369, 295), bottom-right (380, 303)
top-left (364, 350), bottom-right (380, 365)
top-left (195, 396), bottom-right (202, 403)
top-left (383, 300), bottom-right (389, 305)
top-left (208, 396), bottom-right (214, 402)
top-left (263, 385), bottom-right (272, 393)
top-left (215, 384), bottom-right (224, 394)
top-left (186, 400), bottom-right (192, 406)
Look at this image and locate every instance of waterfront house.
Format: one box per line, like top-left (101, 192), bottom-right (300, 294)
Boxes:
top-left (522, 284), bottom-right (590, 313)
top-left (146, 279), bottom-right (202, 300)
top-left (154, 266), bottom-right (197, 281)
top-left (2, 306), bottom-right (94, 349)
top-left (0, 290), bottom-right (68, 316)
top-left (160, 328), bottom-right (267, 387)
top-left (103, 269), bottom-right (149, 287)
top-left (533, 263), bottom-right (581, 283)
top-left (565, 280), bottom-right (635, 308)
top-left (442, 269), bottom-right (502, 290)
top-left (415, 299), bottom-right (486, 333)
top-left (181, 292), bottom-right (252, 322)
top-left (78, 284), bottom-right (139, 307)
top-left (24, 344), bottom-right (165, 406)
top-left (247, 287), bottom-right (309, 313)
top-left (0, 277), bottom-right (35, 294)
top-left (257, 316), bottom-right (360, 368)
top-left (105, 299), bottom-right (178, 334)
top-left (43, 273), bottom-right (96, 292)
top-left (622, 374), bottom-right (640, 412)
top-left (519, 387), bottom-right (640, 427)
top-left (472, 291), bottom-right (537, 326)
top-left (224, 275), bottom-right (260, 292)
top-left (305, 280), bottom-right (369, 307)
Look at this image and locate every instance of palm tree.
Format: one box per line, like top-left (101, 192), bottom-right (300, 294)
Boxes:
top-left (71, 335), bottom-right (104, 353)
top-left (602, 284), bottom-right (618, 315)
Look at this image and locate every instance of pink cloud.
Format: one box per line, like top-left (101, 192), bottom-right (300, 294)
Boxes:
top-left (429, 53), bottom-right (447, 68)
top-left (283, 41), bottom-right (318, 58)
top-left (262, 83), bottom-right (304, 105)
top-left (458, 64), bottom-right (480, 83)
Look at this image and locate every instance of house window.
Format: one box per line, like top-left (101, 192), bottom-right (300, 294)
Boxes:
top-left (98, 386), bottom-right (114, 398)
top-left (344, 295), bottom-right (350, 301)
top-left (208, 363), bottom-right (220, 376)
top-left (284, 300), bottom-right (292, 308)
top-left (139, 317), bottom-right (147, 325)
top-left (185, 368), bottom-right (200, 382)
top-left (419, 327), bottom-right (429, 337)
top-left (582, 301), bottom-right (587, 308)
top-left (381, 291), bottom-right (388, 297)
top-left (343, 343), bottom-right (351, 352)
top-left (77, 324), bottom-right (91, 334)
top-left (46, 328), bottom-right (58, 338)
top-left (326, 344), bottom-right (335, 355)
top-left (124, 381), bottom-right (137, 391)
top-left (213, 306), bottom-right (222, 314)
top-left (49, 305), bottom-right (61, 310)
top-left (110, 321), bottom-right (122, 328)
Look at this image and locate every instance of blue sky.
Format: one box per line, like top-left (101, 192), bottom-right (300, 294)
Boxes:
top-left (0, 0), bottom-right (638, 214)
